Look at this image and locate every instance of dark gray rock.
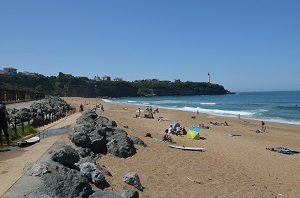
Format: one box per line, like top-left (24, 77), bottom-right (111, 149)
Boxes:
top-left (129, 136), bottom-right (147, 147)
top-left (106, 129), bottom-right (136, 158)
top-left (120, 189), bottom-right (139, 198)
top-left (76, 110), bottom-right (98, 124)
top-left (79, 162), bottom-right (106, 184)
top-left (123, 172), bottom-right (144, 191)
top-left (70, 132), bottom-right (91, 148)
top-left (145, 133), bottom-right (152, 138)
top-left (43, 168), bottom-right (93, 198)
top-left (77, 148), bottom-right (95, 158)
top-left (89, 191), bottom-right (119, 198)
top-left (51, 145), bottom-right (80, 168)
top-left (23, 162), bottom-right (48, 177)
top-left (89, 132), bottom-right (107, 154)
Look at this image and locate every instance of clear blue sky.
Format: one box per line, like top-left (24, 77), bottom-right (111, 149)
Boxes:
top-left (1, 0), bottom-right (299, 92)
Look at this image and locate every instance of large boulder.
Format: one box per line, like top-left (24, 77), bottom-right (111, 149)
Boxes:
top-left (70, 132), bottom-right (91, 148)
top-left (120, 189), bottom-right (139, 198)
top-left (106, 129), bottom-right (136, 158)
top-left (43, 168), bottom-right (93, 198)
top-left (51, 145), bottom-right (80, 168)
top-left (123, 172), bottom-right (144, 191)
top-left (79, 162), bottom-right (106, 184)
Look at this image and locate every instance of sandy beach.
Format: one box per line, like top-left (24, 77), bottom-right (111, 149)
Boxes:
top-left (1, 97), bottom-right (300, 197)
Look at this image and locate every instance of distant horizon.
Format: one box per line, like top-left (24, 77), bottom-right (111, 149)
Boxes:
top-left (1, 1), bottom-right (299, 92)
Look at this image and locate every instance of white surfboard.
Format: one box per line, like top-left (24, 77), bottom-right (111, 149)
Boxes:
top-left (168, 145), bottom-right (205, 151)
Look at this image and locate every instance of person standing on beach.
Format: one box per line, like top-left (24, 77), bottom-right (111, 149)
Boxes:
top-left (261, 121), bottom-right (266, 132)
top-left (0, 99), bottom-right (10, 146)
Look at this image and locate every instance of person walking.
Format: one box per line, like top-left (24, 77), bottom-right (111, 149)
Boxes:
top-left (0, 99), bottom-right (10, 146)
top-left (261, 121), bottom-right (266, 132)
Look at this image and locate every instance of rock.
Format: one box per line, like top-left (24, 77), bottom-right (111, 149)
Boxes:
top-left (43, 168), bottom-right (93, 198)
top-left (70, 132), bottom-right (91, 148)
top-left (129, 136), bottom-right (147, 147)
top-left (106, 129), bottom-right (136, 158)
top-left (51, 145), bottom-right (80, 168)
top-left (120, 189), bottom-right (139, 198)
top-left (79, 162), bottom-right (106, 183)
top-left (77, 148), bottom-right (96, 158)
top-left (89, 191), bottom-right (119, 198)
top-left (76, 110), bottom-right (98, 124)
top-left (145, 133), bottom-right (152, 138)
top-left (23, 162), bottom-right (48, 176)
top-left (123, 172), bottom-right (144, 191)
top-left (89, 132), bottom-right (107, 154)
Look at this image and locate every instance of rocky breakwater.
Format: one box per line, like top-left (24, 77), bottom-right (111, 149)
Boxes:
top-left (19, 110), bottom-right (146, 198)
top-left (7, 96), bottom-right (73, 128)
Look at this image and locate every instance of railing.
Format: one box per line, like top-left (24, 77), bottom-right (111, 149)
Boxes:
top-left (0, 89), bottom-right (45, 103)
top-left (8, 107), bottom-right (76, 142)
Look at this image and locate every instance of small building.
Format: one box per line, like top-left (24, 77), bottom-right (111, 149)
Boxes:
top-left (94, 75), bottom-right (101, 81)
top-left (102, 75), bottom-right (111, 81)
top-left (174, 78), bottom-right (181, 83)
top-left (2, 67), bottom-right (17, 76)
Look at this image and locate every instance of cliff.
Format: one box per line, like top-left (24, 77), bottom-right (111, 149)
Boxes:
top-left (0, 72), bottom-right (232, 98)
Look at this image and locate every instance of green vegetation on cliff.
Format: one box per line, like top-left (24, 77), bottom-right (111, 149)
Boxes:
top-left (0, 72), bottom-right (231, 97)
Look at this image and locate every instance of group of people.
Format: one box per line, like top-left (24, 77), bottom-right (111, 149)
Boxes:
top-left (0, 99), bottom-right (9, 146)
top-left (209, 121), bottom-right (229, 126)
top-left (135, 106), bottom-right (159, 119)
top-left (80, 103), bottom-right (105, 113)
top-left (162, 124), bottom-right (187, 142)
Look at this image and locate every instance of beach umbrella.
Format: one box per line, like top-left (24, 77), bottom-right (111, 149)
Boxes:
top-left (187, 126), bottom-right (201, 140)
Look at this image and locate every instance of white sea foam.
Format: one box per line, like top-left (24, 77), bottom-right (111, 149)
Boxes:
top-left (200, 102), bottom-right (216, 105)
top-left (102, 99), bottom-right (112, 103)
top-left (127, 100), bottom-right (137, 103)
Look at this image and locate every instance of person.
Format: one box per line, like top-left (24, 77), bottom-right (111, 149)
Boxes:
top-left (0, 99), bottom-right (9, 146)
top-left (101, 105), bottom-right (104, 112)
top-left (261, 121), bottom-right (266, 132)
top-left (80, 104), bottom-right (84, 112)
top-left (168, 125), bottom-right (173, 134)
top-left (138, 108), bottom-right (141, 117)
top-left (163, 129), bottom-right (173, 142)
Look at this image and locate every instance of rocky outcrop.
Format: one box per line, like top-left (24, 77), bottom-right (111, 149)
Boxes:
top-left (70, 110), bottom-right (136, 158)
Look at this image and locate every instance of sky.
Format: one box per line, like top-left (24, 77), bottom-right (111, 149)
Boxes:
top-left (0, 0), bottom-right (300, 92)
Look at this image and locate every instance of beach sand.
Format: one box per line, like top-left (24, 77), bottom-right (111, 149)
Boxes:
top-left (1, 97), bottom-right (300, 197)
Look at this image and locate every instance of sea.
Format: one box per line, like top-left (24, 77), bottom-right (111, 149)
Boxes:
top-left (104, 91), bottom-right (300, 126)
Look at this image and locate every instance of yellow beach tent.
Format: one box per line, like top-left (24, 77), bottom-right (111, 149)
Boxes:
top-left (187, 126), bottom-right (201, 140)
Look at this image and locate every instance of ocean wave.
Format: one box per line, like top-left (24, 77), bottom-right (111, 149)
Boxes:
top-left (200, 102), bottom-right (216, 105)
top-left (102, 99), bottom-right (112, 103)
top-left (127, 100), bottom-right (137, 103)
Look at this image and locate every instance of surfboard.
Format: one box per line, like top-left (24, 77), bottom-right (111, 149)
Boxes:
top-left (17, 136), bottom-right (40, 147)
top-left (168, 145), bottom-right (205, 151)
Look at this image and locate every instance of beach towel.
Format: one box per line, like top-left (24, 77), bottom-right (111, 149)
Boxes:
top-left (266, 147), bottom-right (299, 155)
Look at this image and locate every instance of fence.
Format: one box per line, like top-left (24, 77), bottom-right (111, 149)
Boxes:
top-left (0, 89), bottom-right (45, 103)
top-left (8, 107), bottom-right (76, 141)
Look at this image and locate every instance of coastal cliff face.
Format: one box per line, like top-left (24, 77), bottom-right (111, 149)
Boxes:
top-left (0, 72), bottom-right (231, 98)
